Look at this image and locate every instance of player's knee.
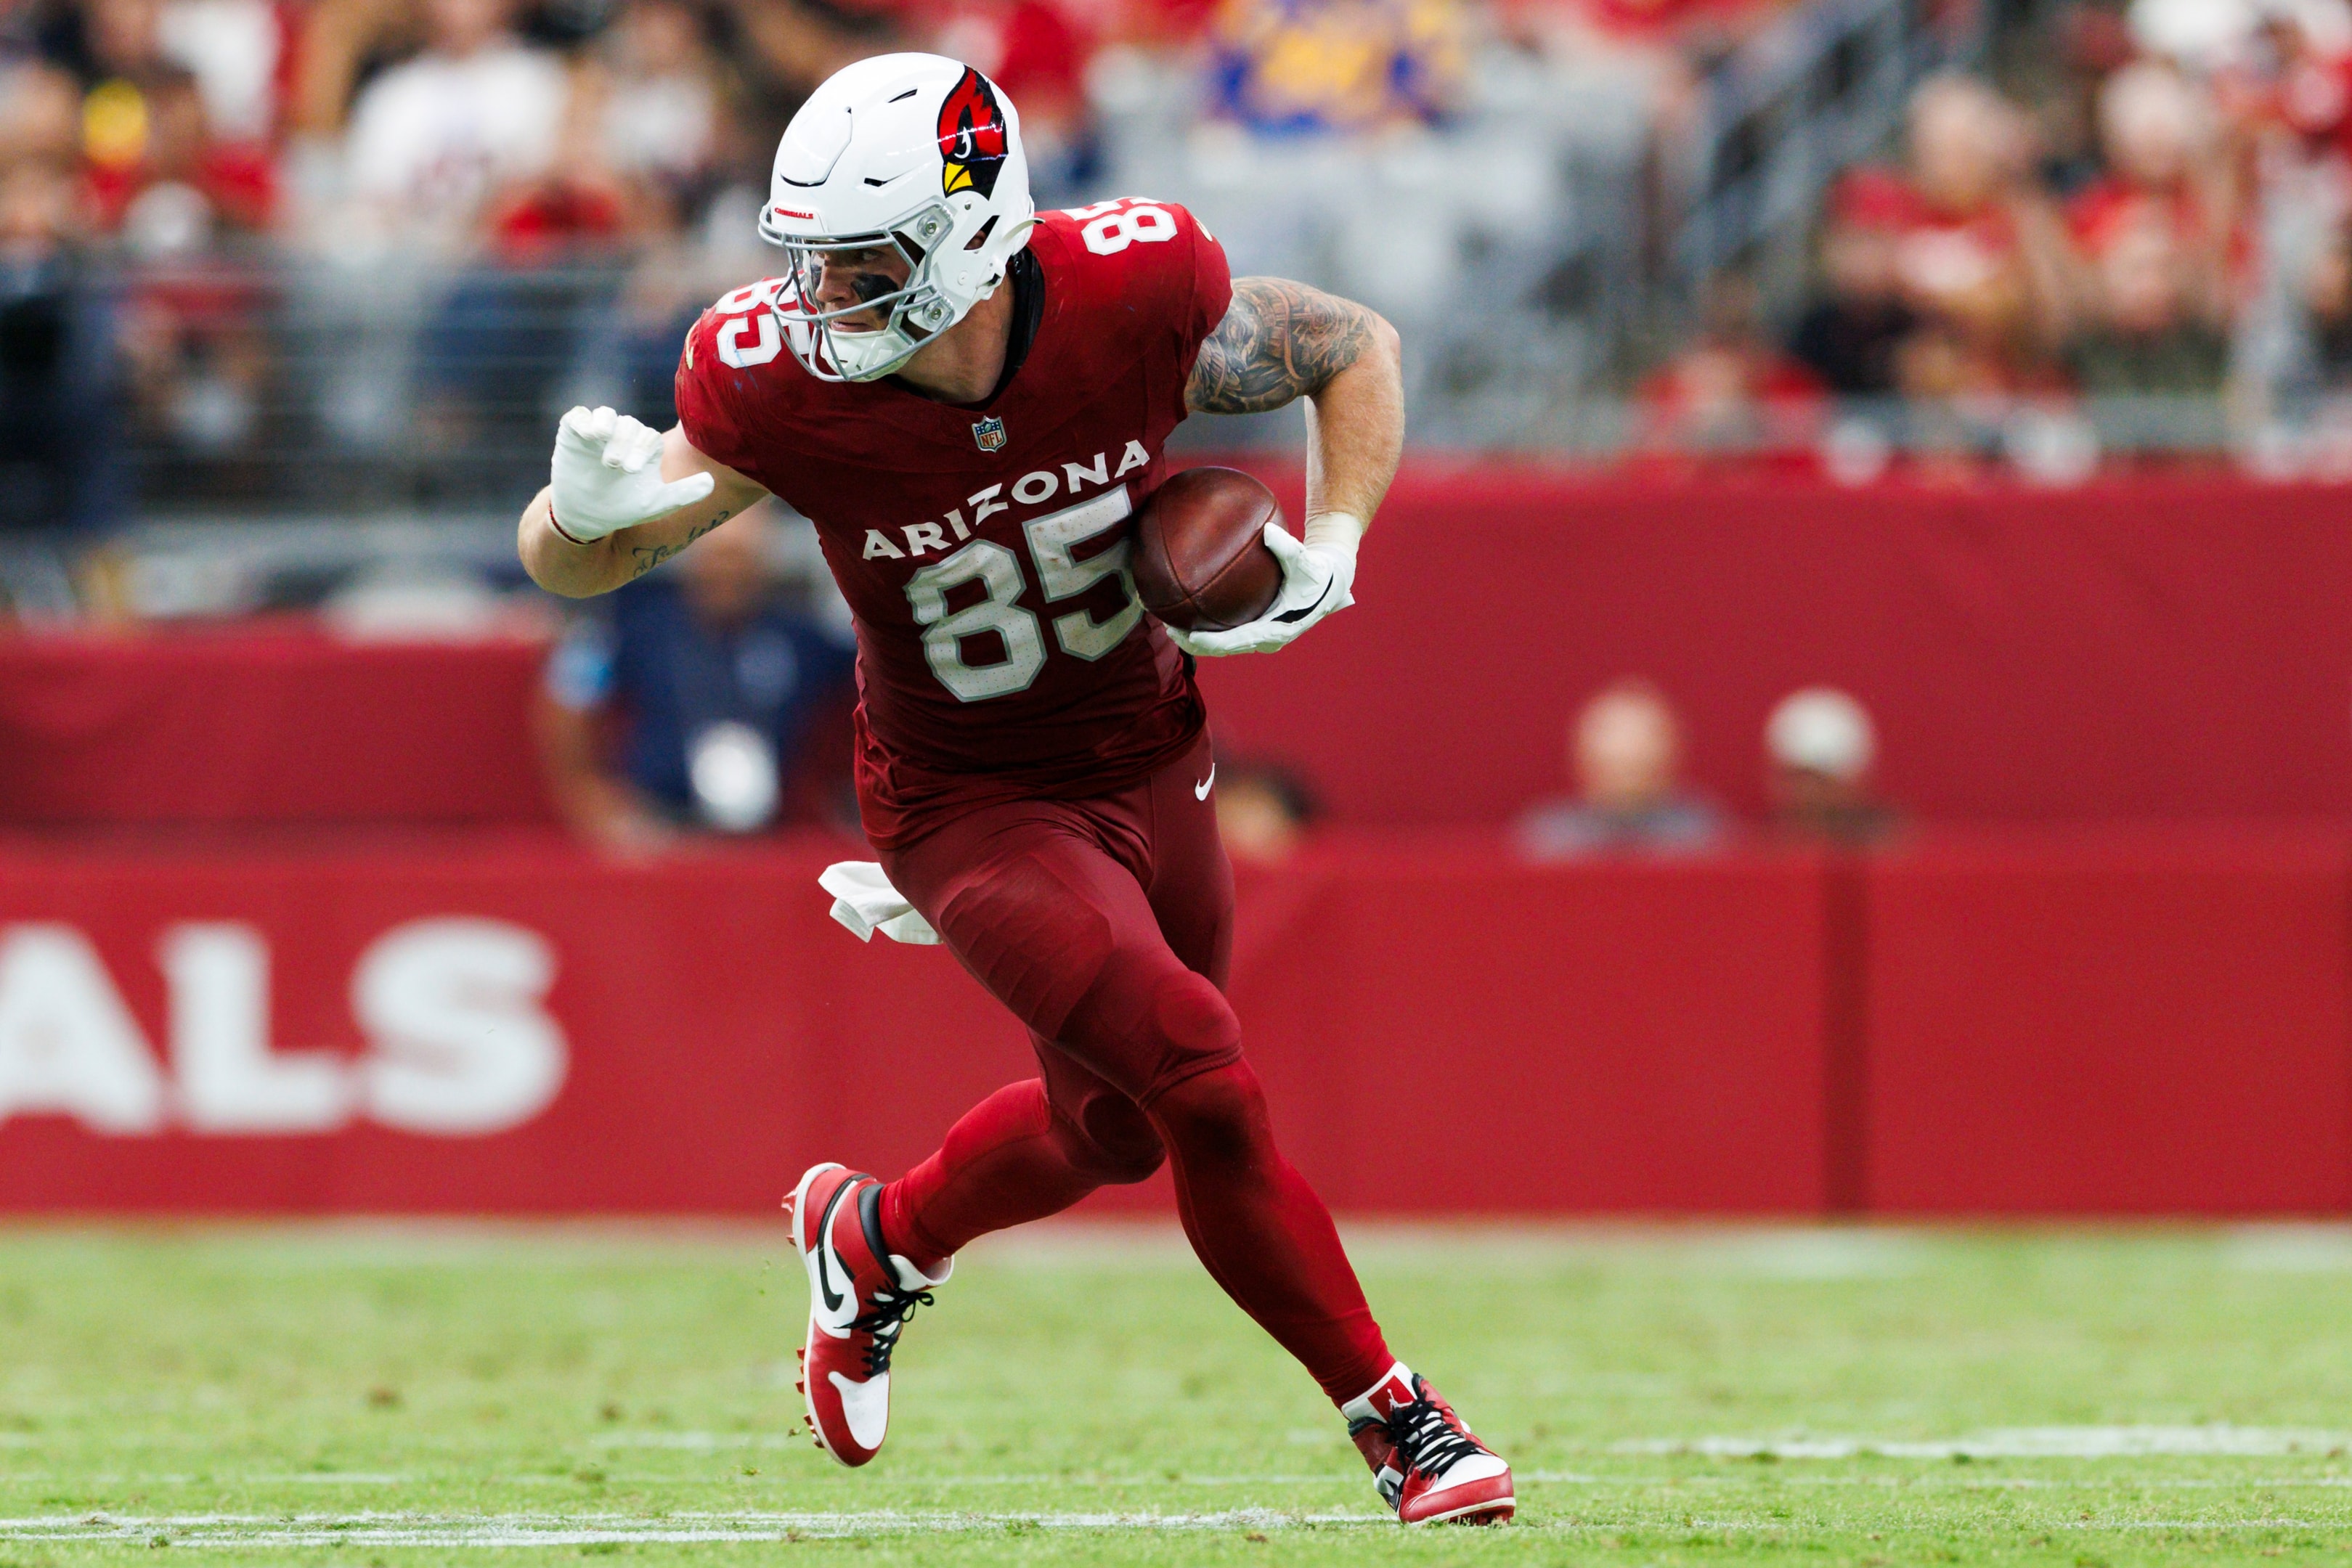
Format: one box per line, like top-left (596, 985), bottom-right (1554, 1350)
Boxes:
top-left (1064, 953), bottom-right (1238, 1087)
top-left (1054, 1094), bottom-right (1165, 1185)
top-left (1148, 1057), bottom-right (1273, 1171)
top-left (1149, 966), bottom-right (1239, 1063)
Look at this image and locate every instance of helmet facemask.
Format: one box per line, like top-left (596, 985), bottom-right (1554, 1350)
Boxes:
top-left (765, 201), bottom-right (966, 383)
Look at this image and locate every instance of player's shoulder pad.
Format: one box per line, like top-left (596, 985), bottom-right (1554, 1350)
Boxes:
top-left (1036, 197), bottom-right (1214, 269)
top-left (1033, 198), bottom-right (1226, 339)
top-left (675, 275), bottom-right (815, 479)
top-left (682, 276), bottom-right (802, 379)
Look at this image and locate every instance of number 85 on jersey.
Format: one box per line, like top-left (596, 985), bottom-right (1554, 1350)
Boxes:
top-left (907, 486), bottom-right (1142, 703)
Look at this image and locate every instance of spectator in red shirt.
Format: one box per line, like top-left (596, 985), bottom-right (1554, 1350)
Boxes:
top-left (1873, 75), bottom-right (2070, 392)
top-left (1577, 0), bottom-right (1794, 52)
top-left (70, 52), bottom-right (277, 467)
top-left (1640, 271), bottom-right (1823, 455)
top-left (573, 0), bottom-right (725, 225)
top-left (51, 0), bottom-right (277, 238)
top-left (2215, 1), bottom-right (2352, 166)
top-left (1813, 77), bottom-right (2068, 467)
top-left (84, 65), bottom-right (275, 237)
top-left (2061, 62), bottom-right (2238, 396)
top-left (2067, 65), bottom-right (2239, 313)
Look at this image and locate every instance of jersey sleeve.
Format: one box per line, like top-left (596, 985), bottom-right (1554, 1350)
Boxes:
top-left (672, 290), bottom-right (784, 486)
top-left (1176, 205), bottom-right (1234, 377)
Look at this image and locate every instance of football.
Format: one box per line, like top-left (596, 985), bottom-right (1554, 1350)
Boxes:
top-left (1128, 467), bottom-right (1285, 633)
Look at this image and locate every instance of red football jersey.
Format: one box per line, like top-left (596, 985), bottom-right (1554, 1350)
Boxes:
top-left (674, 199), bottom-right (1233, 848)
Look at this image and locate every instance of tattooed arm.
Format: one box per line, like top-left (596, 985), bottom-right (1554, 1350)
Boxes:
top-left (1186, 276), bottom-right (1404, 528)
top-left (518, 425), bottom-right (768, 598)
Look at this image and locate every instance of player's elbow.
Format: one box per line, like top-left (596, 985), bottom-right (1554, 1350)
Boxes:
top-left (535, 575), bottom-right (609, 601)
top-left (531, 561), bottom-right (612, 600)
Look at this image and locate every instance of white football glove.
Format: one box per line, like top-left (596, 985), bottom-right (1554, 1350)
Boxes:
top-left (548, 405), bottom-right (715, 544)
top-left (1167, 513), bottom-right (1362, 657)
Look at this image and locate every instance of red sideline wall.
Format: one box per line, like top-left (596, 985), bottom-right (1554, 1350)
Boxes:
top-left (1203, 470), bottom-right (2352, 825)
top-left (1, 828), bottom-right (2345, 1217)
top-left (8, 476), bottom-right (2352, 828)
top-left (1861, 828), bottom-right (2352, 1214)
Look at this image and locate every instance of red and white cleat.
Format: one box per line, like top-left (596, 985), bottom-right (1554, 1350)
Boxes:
top-left (784, 1161), bottom-right (951, 1467)
top-left (1342, 1363), bottom-right (1515, 1525)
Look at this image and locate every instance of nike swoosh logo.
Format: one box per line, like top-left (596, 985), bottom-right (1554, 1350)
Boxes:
top-left (1195, 764), bottom-right (1215, 801)
top-left (814, 1182), bottom-right (853, 1317)
top-left (1272, 574), bottom-right (1338, 625)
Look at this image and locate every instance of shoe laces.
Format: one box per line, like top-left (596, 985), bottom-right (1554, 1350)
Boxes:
top-left (851, 1283), bottom-right (933, 1378)
top-left (1384, 1381), bottom-right (1485, 1481)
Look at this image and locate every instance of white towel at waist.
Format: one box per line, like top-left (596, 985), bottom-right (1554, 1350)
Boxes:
top-left (818, 860), bottom-right (941, 944)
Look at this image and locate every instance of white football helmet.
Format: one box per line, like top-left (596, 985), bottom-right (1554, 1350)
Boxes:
top-left (758, 53), bottom-right (1037, 383)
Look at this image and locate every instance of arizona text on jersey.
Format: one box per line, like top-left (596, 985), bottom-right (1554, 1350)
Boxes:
top-left (674, 197), bottom-right (1229, 848)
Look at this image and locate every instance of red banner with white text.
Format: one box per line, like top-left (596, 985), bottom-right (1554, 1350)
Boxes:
top-left (2, 828), bottom-right (2345, 1216)
top-left (0, 833), bottom-right (1834, 1214)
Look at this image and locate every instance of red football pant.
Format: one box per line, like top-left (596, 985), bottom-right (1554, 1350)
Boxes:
top-left (875, 732), bottom-right (1391, 1406)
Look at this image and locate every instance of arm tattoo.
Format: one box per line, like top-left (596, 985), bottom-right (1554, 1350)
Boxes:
top-left (1186, 277), bottom-right (1377, 415)
top-left (627, 511), bottom-right (731, 579)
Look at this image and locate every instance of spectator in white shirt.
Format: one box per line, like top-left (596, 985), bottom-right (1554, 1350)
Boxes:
top-left (342, 0), bottom-right (567, 250)
top-left (584, 0), bottom-right (720, 208)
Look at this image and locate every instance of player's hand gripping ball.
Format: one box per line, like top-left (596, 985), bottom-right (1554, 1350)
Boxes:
top-left (548, 405), bottom-right (715, 544)
top-left (1131, 467), bottom-right (1357, 655)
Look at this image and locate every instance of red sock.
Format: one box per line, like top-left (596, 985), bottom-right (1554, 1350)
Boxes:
top-left (879, 1080), bottom-right (1104, 1268)
top-left (1145, 1059), bottom-right (1393, 1406)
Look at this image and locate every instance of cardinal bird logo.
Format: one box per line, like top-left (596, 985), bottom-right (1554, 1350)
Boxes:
top-left (936, 68), bottom-right (1010, 198)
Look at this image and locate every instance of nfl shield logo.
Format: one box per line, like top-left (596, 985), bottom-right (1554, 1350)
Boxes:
top-left (972, 415), bottom-right (1007, 452)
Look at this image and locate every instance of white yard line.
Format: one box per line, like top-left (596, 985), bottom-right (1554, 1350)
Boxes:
top-left (17, 1472), bottom-right (2352, 1492)
top-left (590, 1432), bottom-right (799, 1450)
top-left (0, 1509), bottom-right (1390, 1545)
top-left (3, 1490), bottom-right (2349, 1546)
top-left (2224, 1225), bottom-right (2352, 1273)
top-left (1618, 1426), bottom-right (2352, 1459)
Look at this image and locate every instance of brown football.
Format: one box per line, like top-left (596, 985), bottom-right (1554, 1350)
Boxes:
top-left (1128, 467), bottom-right (1284, 633)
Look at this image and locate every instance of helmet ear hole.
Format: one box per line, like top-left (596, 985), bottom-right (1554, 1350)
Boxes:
top-left (963, 215), bottom-right (998, 252)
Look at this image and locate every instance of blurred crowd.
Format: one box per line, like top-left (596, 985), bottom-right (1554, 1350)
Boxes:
top-left (0, 0), bottom-right (1125, 524)
top-left (26, 0), bottom-right (2352, 547)
top-left (0, 0), bottom-right (1842, 538)
top-left (1643, 0), bottom-right (2352, 475)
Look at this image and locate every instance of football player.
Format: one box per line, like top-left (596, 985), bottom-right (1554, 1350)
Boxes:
top-left (516, 53), bottom-right (1513, 1526)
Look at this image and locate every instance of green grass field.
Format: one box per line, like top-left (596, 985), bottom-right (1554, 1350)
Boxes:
top-left (3, 1222), bottom-right (2351, 1564)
